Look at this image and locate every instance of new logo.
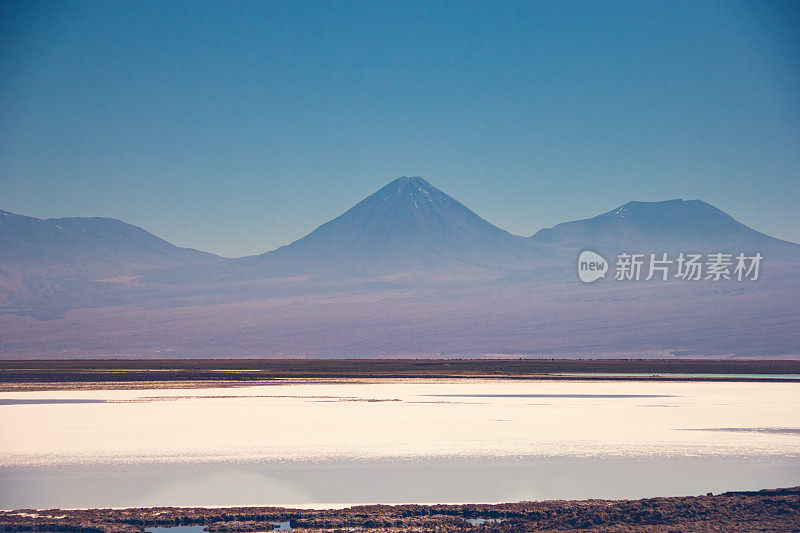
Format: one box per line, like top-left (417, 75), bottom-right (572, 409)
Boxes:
top-left (578, 250), bottom-right (608, 283)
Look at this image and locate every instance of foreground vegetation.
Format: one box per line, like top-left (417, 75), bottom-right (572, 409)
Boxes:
top-left (1, 487), bottom-right (799, 532)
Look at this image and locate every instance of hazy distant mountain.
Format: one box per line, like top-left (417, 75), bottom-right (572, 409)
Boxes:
top-left (530, 199), bottom-right (800, 260)
top-left (0, 209), bottom-right (220, 319)
top-left (0, 209), bottom-right (218, 270)
top-left (143, 184), bottom-right (799, 289)
top-left (226, 177), bottom-right (540, 280)
top-left (1, 183), bottom-right (798, 358)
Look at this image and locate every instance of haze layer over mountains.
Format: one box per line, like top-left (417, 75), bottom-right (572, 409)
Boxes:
top-left (1, 177), bottom-right (798, 359)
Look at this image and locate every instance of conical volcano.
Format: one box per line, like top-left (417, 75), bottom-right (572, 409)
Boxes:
top-left (241, 177), bottom-right (533, 278)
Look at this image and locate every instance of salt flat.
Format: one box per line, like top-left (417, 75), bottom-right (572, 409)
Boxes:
top-left (1, 379), bottom-right (798, 466)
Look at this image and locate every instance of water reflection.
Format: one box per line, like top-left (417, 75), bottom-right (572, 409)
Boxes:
top-left (466, 518), bottom-right (504, 525)
top-left (2, 455), bottom-right (799, 509)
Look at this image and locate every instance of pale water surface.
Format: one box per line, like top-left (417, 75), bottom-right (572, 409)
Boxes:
top-left (1, 379), bottom-right (798, 508)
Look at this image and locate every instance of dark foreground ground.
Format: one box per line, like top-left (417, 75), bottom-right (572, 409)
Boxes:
top-left (1, 487), bottom-right (799, 532)
top-left (2, 359), bottom-right (800, 391)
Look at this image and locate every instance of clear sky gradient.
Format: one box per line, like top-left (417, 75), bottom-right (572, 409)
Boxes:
top-left (1, 0), bottom-right (798, 257)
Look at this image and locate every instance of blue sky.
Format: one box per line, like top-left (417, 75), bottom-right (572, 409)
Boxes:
top-left (1, 0), bottom-right (798, 257)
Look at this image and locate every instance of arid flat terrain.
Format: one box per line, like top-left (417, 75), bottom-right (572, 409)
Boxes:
top-left (1, 487), bottom-right (799, 532)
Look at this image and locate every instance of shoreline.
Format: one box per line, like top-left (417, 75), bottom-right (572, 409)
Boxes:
top-left (4, 374), bottom-right (800, 392)
top-left (3, 358), bottom-right (800, 392)
top-left (1, 487), bottom-right (798, 532)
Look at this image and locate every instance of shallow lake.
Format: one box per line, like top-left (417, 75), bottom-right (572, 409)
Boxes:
top-left (549, 373), bottom-right (800, 379)
top-left (1, 379), bottom-right (798, 508)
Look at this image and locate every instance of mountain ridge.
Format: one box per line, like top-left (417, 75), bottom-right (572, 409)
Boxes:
top-left (4, 180), bottom-right (798, 285)
top-left (4, 188), bottom-right (798, 266)
top-left (530, 198), bottom-right (799, 260)
top-left (1, 181), bottom-right (798, 358)
top-left (0, 209), bottom-right (218, 265)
